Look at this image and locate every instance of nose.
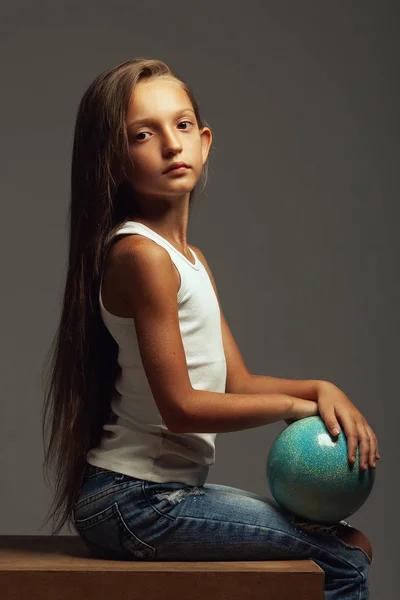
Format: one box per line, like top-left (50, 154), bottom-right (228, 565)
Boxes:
top-left (162, 127), bottom-right (183, 154)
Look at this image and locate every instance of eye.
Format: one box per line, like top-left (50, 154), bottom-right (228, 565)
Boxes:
top-left (131, 120), bottom-right (193, 143)
top-left (134, 131), bottom-right (150, 142)
top-left (178, 120), bottom-right (193, 130)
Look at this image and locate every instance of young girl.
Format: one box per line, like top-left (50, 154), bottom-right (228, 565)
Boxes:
top-left (41, 58), bottom-right (379, 599)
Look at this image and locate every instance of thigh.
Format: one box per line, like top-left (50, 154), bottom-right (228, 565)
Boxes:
top-left (139, 479), bottom-right (372, 573)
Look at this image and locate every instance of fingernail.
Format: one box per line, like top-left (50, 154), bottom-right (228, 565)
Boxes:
top-left (332, 428), bottom-right (340, 435)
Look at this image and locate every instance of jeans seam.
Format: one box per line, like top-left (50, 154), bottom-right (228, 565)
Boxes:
top-left (114, 502), bottom-right (156, 554)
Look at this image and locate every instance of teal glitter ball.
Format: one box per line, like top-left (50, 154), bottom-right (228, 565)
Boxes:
top-left (266, 416), bottom-right (376, 524)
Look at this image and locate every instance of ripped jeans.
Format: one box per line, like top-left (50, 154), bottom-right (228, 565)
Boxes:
top-left (73, 464), bottom-right (372, 599)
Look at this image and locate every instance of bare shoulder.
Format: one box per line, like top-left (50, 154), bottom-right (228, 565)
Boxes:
top-left (112, 234), bottom-right (169, 264)
top-left (102, 234), bottom-right (179, 317)
top-left (112, 232), bottom-right (165, 258)
top-left (111, 233), bottom-right (179, 286)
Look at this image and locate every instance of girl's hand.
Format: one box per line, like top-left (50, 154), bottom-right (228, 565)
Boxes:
top-left (317, 381), bottom-right (380, 471)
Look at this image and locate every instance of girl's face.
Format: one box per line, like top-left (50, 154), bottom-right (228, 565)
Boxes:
top-left (123, 78), bottom-right (211, 201)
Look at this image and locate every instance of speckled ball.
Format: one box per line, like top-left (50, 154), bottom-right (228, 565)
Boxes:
top-left (266, 416), bottom-right (375, 524)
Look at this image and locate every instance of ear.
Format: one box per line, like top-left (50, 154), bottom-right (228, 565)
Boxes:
top-left (200, 126), bottom-right (212, 166)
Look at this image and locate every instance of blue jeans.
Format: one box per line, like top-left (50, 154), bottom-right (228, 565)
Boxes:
top-left (73, 464), bottom-right (372, 599)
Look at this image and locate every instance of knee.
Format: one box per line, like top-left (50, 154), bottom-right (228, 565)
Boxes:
top-left (336, 524), bottom-right (373, 561)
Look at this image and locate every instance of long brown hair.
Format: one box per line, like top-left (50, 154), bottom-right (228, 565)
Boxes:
top-left (40, 58), bottom-right (210, 535)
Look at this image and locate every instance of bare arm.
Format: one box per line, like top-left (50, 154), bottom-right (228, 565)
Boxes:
top-left (234, 374), bottom-right (323, 400)
top-left (174, 389), bottom-right (318, 433)
top-left (114, 236), bottom-right (318, 434)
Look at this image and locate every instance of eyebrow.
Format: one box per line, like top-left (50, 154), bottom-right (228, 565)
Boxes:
top-left (127, 108), bottom-right (195, 129)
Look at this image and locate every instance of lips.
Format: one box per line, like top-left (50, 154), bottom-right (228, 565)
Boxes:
top-left (164, 162), bottom-right (189, 173)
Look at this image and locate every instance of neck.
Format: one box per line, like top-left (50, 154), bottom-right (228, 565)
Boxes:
top-left (129, 195), bottom-right (191, 250)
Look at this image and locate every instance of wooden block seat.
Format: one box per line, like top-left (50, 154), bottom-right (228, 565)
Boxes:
top-left (0, 535), bottom-right (325, 599)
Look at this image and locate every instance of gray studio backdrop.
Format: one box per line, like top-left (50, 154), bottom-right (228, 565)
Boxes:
top-left (1, 2), bottom-right (398, 598)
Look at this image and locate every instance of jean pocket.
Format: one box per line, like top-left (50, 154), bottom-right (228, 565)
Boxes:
top-left (75, 501), bottom-right (156, 560)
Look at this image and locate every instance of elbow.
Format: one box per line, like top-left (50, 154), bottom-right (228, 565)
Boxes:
top-left (172, 389), bottom-right (198, 433)
top-left (167, 413), bottom-right (191, 433)
top-left (161, 389), bottom-right (194, 433)
top-left (168, 404), bottom-right (193, 433)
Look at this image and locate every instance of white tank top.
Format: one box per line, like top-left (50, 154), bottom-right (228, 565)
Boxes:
top-left (86, 221), bottom-right (227, 485)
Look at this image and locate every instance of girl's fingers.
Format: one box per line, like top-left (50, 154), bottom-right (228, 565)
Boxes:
top-left (318, 405), bottom-right (342, 437)
top-left (369, 435), bottom-right (377, 468)
top-left (320, 409), bottom-right (363, 469)
top-left (365, 424), bottom-right (379, 467)
top-left (355, 420), bottom-right (371, 471)
top-left (334, 412), bottom-right (358, 465)
top-left (317, 404), bottom-right (380, 470)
